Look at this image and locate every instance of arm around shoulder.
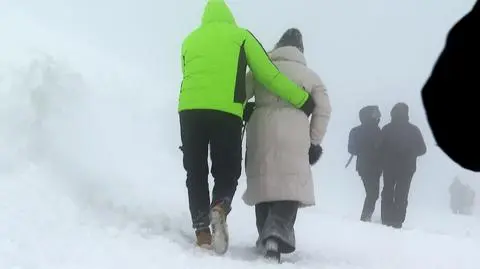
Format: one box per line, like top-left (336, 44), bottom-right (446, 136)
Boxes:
top-left (243, 30), bottom-right (314, 115)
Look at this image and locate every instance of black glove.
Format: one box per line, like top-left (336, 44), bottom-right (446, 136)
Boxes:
top-left (309, 144), bottom-right (323, 165)
top-left (243, 101), bottom-right (256, 122)
top-left (299, 94), bottom-right (315, 117)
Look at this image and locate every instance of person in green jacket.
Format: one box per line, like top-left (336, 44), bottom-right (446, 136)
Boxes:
top-left (178, 0), bottom-right (315, 254)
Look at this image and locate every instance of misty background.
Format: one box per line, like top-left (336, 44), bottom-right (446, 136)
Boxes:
top-left (0, 0), bottom-right (479, 259)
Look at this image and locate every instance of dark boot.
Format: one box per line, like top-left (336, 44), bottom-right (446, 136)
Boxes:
top-left (264, 237), bottom-right (281, 263)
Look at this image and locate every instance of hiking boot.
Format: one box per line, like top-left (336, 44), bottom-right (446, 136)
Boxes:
top-left (195, 228), bottom-right (212, 249)
top-left (210, 203), bottom-right (229, 254)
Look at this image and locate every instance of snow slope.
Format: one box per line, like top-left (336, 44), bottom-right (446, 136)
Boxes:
top-left (1, 1), bottom-right (480, 268)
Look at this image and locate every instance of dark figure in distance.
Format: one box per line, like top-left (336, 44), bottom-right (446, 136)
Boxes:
top-left (378, 103), bottom-right (426, 228)
top-left (449, 177), bottom-right (475, 215)
top-left (348, 105), bottom-right (383, 222)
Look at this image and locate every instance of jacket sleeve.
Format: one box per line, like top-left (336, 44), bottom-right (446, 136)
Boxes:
top-left (309, 75), bottom-right (331, 145)
top-left (243, 30), bottom-right (309, 108)
top-left (412, 125), bottom-right (427, 157)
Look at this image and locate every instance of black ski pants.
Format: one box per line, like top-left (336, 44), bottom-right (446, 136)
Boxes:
top-left (179, 109), bottom-right (243, 230)
top-left (381, 169), bottom-right (414, 228)
top-left (360, 174), bottom-right (380, 221)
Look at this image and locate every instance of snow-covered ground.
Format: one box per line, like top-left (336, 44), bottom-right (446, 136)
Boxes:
top-left (1, 0), bottom-right (480, 268)
top-left (2, 164), bottom-right (480, 269)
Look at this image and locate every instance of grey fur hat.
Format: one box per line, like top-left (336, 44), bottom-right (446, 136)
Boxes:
top-left (274, 28), bottom-right (304, 53)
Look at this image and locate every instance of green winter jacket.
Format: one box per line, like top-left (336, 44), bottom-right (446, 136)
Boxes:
top-left (178, 0), bottom-right (309, 118)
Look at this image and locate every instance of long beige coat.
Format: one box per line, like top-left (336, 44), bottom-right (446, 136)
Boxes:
top-left (242, 46), bottom-right (331, 207)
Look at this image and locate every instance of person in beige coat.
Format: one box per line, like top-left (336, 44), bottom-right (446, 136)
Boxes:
top-left (241, 28), bottom-right (331, 262)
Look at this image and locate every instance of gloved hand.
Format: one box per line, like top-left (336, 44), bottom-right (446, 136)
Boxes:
top-left (243, 101), bottom-right (256, 122)
top-left (309, 144), bottom-right (323, 165)
top-left (299, 93), bottom-right (315, 117)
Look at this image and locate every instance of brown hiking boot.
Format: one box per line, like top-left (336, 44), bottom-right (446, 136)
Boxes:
top-left (195, 228), bottom-right (212, 249)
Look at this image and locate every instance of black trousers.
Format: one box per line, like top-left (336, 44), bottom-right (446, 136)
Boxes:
top-left (255, 201), bottom-right (299, 254)
top-left (360, 175), bottom-right (380, 221)
top-left (381, 169), bottom-right (414, 228)
top-left (179, 110), bottom-right (243, 230)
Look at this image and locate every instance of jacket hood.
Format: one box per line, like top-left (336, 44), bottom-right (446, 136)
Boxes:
top-left (269, 46), bottom-right (307, 66)
top-left (359, 105), bottom-right (381, 125)
top-left (390, 102), bottom-right (409, 122)
top-left (201, 0), bottom-right (236, 25)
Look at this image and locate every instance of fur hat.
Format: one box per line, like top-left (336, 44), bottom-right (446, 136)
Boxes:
top-left (274, 28), bottom-right (304, 53)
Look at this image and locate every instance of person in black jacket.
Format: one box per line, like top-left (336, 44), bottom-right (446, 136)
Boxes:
top-left (348, 105), bottom-right (383, 222)
top-left (421, 0), bottom-right (479, 171)
top-left (378, 103), bottom-right (426, 228)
